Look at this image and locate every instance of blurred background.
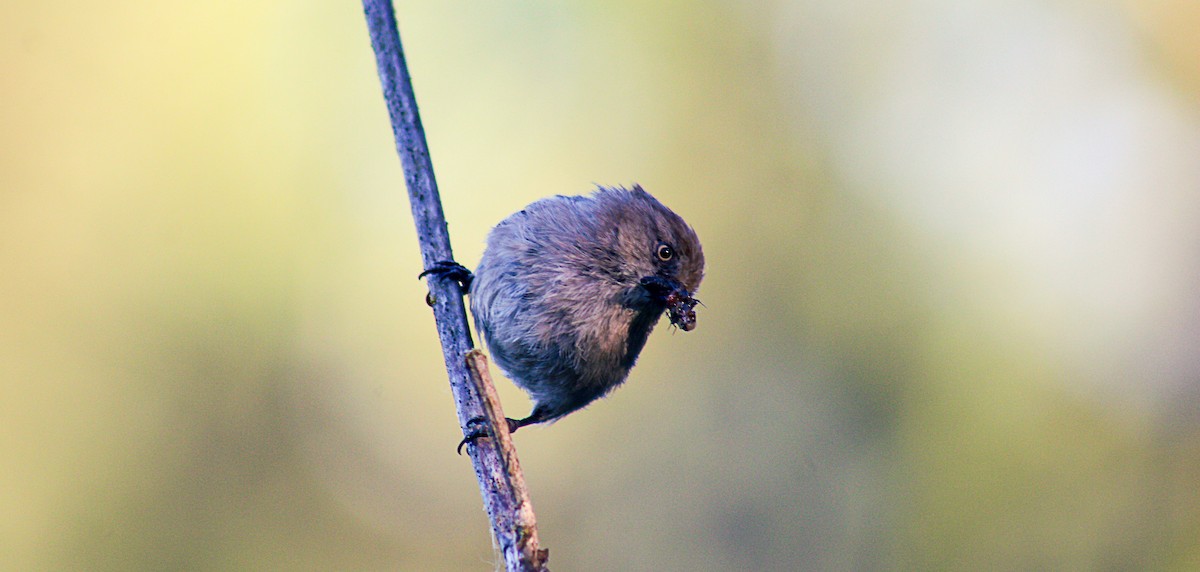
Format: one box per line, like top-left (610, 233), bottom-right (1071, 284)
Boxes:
top-left (3, 0), bottom-right (1199, 570)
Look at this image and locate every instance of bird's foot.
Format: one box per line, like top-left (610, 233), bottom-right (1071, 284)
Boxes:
top-left (419, 260), bottom-right (474, 292)
top-left (456, 416), bottom-right (526, 455)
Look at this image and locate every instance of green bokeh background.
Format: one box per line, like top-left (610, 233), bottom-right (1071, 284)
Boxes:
top-left (4, 1), bottom-right (1200, 570)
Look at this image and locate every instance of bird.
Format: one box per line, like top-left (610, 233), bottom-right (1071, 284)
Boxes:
top-left (422, 184), bottom-right (704, 452)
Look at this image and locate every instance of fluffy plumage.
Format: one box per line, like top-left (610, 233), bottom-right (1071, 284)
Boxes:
top-left (469, 185), bottom-right (705, 428)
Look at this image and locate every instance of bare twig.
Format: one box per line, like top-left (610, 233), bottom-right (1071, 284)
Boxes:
top-left (361, 2), bottom-right (548, 570)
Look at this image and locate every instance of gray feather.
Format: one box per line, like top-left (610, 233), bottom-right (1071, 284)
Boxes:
top-left (469, 185), bottom-right (705, 423)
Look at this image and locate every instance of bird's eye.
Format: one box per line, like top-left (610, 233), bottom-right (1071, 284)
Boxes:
top-left (656, 244), bottom-right (674, 261)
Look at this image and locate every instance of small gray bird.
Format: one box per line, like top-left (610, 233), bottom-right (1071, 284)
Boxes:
top-left (424, 185), bottom-right (704, 450)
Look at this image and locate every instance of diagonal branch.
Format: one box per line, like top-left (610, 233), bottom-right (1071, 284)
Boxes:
top-left (361, 2), bottom-right (548, 570)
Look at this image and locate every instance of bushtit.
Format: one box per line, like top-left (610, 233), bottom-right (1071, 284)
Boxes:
top-left (423, 185), bottom-right (704, 450)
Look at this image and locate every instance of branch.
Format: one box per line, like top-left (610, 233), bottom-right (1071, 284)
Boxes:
top-left (361, 2), bottom-right (548, 570)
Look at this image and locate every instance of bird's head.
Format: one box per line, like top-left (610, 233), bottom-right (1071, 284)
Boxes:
top-left (595, 185), bottom-right (705, 331)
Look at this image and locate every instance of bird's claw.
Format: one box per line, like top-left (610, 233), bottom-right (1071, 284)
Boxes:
top-left (419, 260), bottom-right (474, 292)
top-left (456, 416), bottom-right (524, 455)
top-left (457, 417), bottom-right (490, 455)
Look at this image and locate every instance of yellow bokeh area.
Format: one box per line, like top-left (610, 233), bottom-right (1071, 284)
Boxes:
top-left (3, 1), bottom-right (1200, 570)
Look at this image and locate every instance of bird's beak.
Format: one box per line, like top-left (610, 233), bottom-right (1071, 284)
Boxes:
top-left (640, 277), bottom-right (699, 332)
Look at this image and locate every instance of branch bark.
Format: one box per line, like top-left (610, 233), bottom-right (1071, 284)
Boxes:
top-left (361, 2), bottom-right (548, 570)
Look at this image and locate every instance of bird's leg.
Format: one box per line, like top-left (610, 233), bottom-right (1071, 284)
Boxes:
top-left (419, 260), bottom-right (474, 292)
top-left (456, 413), bottom-right (543, 455)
